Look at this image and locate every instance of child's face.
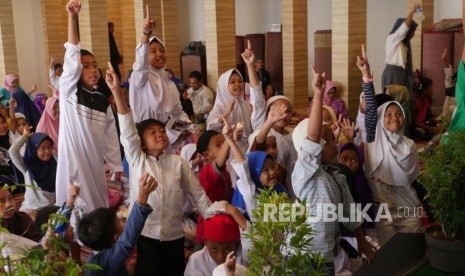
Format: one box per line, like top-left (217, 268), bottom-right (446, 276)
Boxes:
top-left (52, 101), bottom-right (59, 118)
top-left (265, 136), bottom-right (278, 161)
top-left (121, 87), bottom-right (129, 105)
top-left (383, 104), bottom-right (404, 133)
top-left (0, 118), bottom-right (8, 136)
top-left (227, 73), bottom-right (244, 97)
top-left (16, 118), bottom-right (28, 135)
top-left (322, 109), bottom-right (334, 125)
top-left (11, 79), bottom-right (19, 89)
top-left (189, 78), bottom-right (202, 90)
top-left (142, 124), bottom-right (169, 154)
top-left (80, 55), bottom-right (99, 89)
top-left (321, 125), bottom-right (338, 165)
top-left (204, 134), bottom-right (224, 162)
top-left (37, 139), bottom-right (54, 161)
top-left (265, 84), bottom-right (274, 98)
top-left (149, 42), bottom-right (167, 70)
top-left (260, 158), bottom-right (278, 187)
top-left (205, 240), bottom-right (238, 265)
top-left (0, 189), bottom-right (15, 219)
top-left (271, 99), bottom-right (293, 129)
top-left (338, 148), bottom-right (359, 174)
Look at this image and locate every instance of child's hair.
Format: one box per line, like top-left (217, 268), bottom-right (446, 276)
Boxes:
top-left (53, 63), bottom-right (63, 71)
top-left (77, 207), bottom-right (117, 251)
top-left (136, 119), bottom-right (166, 146)
top-left (196, 130), bottom-right (220, 155)
top-left (80, 49), bottom-right (94, 58)
top-left (419, 77), bottom-right (433, 93)
top-left (189, 70), bottom-right (203, 81)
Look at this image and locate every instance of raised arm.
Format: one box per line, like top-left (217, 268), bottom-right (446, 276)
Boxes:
top-left (106, 62), bottom-right (130, 115)
top-left (308, 66), bottom-right (326, 142)
top-left (255, 104), bottom-right (287, 144)
top-left (242, 40), bottom-right (259, 89)
top-left (356, 45), bottom-right (377, 143)
top-left (141, 5), bottom-right (154, 44)
top-left (66, 0), bottom-right (80, 45)
top-left (405, 3), bottom-right (420, 28)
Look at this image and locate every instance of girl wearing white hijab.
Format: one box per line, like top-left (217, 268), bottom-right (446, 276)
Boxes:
top-left (359, 48), bottom-right (421, 246)
top-left (207, 42), bottom-right (266, 152)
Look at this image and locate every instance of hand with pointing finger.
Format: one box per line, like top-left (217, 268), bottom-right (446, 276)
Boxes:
top-left (105, 61), bottom-right (121, 92)
top-left (311, 66), bottom-right (326, 95)
top-left (356, 44), bottom-right (372, 79)
top-left (241, 40), bottom-right (255, 65)
top-left (143, 4), bottom-right (155, 35)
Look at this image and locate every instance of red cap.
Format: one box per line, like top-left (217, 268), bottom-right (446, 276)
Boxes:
top-left (204, 214), bottom-right (240, 242)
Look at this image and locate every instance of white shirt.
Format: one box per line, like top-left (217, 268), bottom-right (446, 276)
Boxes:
top-left (188, 85), bottom-right (214, 115)
top-left (119, 111), bottom-right (211, 241)
top-left (56, 42), bottom-right (123, 216)
top-left (384, 22), bottom-right (409, 68)
top-left (129, 43), bottom-right (189, 124)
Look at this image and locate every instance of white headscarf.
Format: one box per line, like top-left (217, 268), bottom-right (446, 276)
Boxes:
top-left (208, 69), bottom-right (252, 136)
top-left (180, 143), bottom-right (199, 173)
top-left (365, 101), bottom-right (420, 186)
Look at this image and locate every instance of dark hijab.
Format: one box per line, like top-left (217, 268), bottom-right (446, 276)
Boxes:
top-left (23, 133), bottom-right (56, 193)
top-left (13, 90), bottom-right (41, 129)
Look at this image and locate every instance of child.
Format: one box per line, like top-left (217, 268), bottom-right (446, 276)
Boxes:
top-left (78, 172), bottom-right (157, 276)
top-left (0, 74), bottom-right (36, 107)
top-left (0, 185), bottom-right (40, 242)
top-left (0, 99), bottom-right (21, 186)
top-left (187, 70), bottom-right (214, 123)
top-left (9, 128), bottom-right (56, 217)
top-left (49, 56), bottom-right (63, 96)
top-left (212, 251), bottom-right (248, 276)
top-left (195, 129), bottom-right (234, 248)
top-left (264, 83), bottom-right (275, 102)
top-left (129, 7), bottom-right (189, 132)
top-left (248, 96), bottom-right (297, 193)
top-left (36, 97), bottom-right (59, 152)
top-left (106, 54), bottom-right (211, 274)
top-left (33, 93), bottom-right (48, 115)
top-left (207, 41), bottom-right (266, 151)
top-left (291, 66), bottom-right (376, 271)
top-left (358, 45), bottom-right (422, 245)
top-left (14, 113), bottom-right (29, 136)
top-left (185, 207), bottom-right (247, 276)
top-left (56, 0), bottom-right (123, 223)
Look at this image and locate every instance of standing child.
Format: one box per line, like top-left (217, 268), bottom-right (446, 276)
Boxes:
top-left (9, 128), bottom-right (56, 217)
top-left (207, 41), bottom-right (266, 151)
top-left (292, 66), bottom-right (377, 272)
top-left (106, 56), bottom-right (211, 275)
top-left (129, 6), bottom-right (190, 144)
top-left (56, 0), bottom-right (123, 221)
top-left (358, 45), bottom-right (422, 245)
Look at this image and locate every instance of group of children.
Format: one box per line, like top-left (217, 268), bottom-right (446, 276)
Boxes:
top-left (1, 0), bottom-right (464, 275)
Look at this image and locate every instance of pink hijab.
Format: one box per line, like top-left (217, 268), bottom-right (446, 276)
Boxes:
top-left (323, 80), bottom-right (336, 105)
top-left (36, 97), bottom-right (59, 150)
top-left (4, 74), bottom-right (19, 93)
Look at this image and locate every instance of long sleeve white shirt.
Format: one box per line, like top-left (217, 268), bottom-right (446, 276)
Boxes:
top-left (384, 22), bottom-right (409, 69)
top-left (187, 85), bottom-right (214, 115)
top-left (55, 42), bottom-right (123, 214)
top-left (119, 111), bottom-right (211, 241)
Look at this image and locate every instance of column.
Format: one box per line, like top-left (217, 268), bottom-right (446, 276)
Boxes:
top-left (332, 0), bottom-right (367, 118)
top-left (204, 0), bottom-right (236, 92)
top-left (282, 0), bottom-right (308, 109)
top-left (0, 0), bottom-right (18, 84)
top-left (79, 0), bottom-right (110, 66)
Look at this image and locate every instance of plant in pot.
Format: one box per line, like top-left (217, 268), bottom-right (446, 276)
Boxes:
top-left (245, 188), bottom-right (327, 275)
top-left (419, 131), bottom-right (465, 273)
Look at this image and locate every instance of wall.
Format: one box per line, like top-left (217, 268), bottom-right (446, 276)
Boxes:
top-left (12, 0), bottom-right (48, 97)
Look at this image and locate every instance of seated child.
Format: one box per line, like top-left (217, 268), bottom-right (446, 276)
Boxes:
top-left (0, 185), bottom-right (40, 242)
top-left (185, 203), bottom-right (247, 276)
top-left (9, 129), bottom-right (56, 217)
top-left (78, 172), bottom-right (157, 275)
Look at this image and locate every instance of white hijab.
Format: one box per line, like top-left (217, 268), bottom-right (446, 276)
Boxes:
top-left (365, 101), bottom-right (420, 186)
top-left (209, 69), bottom-right (252, 136)
top-left (180, 143), bottom-right (199, 173)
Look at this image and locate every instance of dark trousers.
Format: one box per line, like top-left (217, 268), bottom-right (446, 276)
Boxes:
top-left (135, 236), bottom-right (185, 276)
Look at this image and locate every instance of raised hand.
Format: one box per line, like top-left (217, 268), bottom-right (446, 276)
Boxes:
top-left (137, 172), bottom-right (158, 205)
top-left (66, 0), bottom-right (81, 15)
top-left (331, 121), bottom-right (341, 142)
top-left (223, 98), bottom-right (237, 118)
top-left (233, 123), bottom-right (244, 142)
top-left (267, 103), bottom-right (288, 124)
top-left (8, 98), bottom-right (17, 109)
top-left (241, 40), bottom-right (255, 65)
top-left (143, 4), bottom-right (155, 35)
top-left (50, 55), bottom-right (57, 67)
top-left (225, 251), bottom-right (237, 276)
top-left (356, 44), bottom-right (372, 79)
top-left (105, 61), bottom-right (121, 93)
top-left (340, 116), bottom-right (356, 141)
top-left (67, 180), bottom-right (80, 207)
top-left (222, 115), bottom-right (234, 138)
top-left (23, 125), bottom-right (33, 139)
top-left (311, 65), bottom-right (326, 95)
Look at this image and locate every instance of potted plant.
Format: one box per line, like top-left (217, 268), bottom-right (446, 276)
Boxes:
top-left (419, 131), bottom-right (465, 273)
top-left (245, 188), bottom-right (326, 275)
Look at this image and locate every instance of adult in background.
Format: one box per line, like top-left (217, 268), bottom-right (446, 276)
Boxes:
top-left (187, 70), bottom-right (214, 123)
top-left (108, 22), bottom-right (123, 81)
